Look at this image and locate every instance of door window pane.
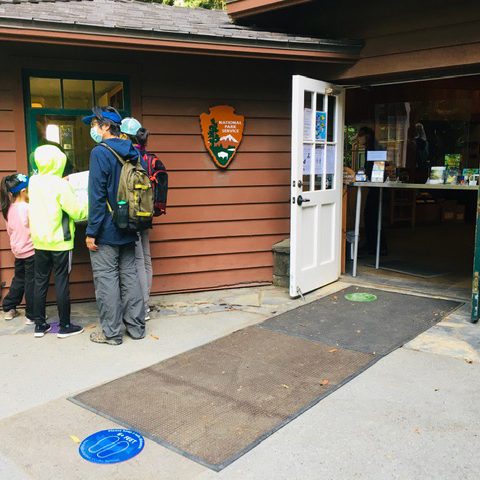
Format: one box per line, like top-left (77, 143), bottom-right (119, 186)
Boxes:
top-left (30, 77), bottom-right (62, 108)
top-left (327, 95), bottom-right (336, 142)
top-left (302, 143), bottom-right (313, 191)
top-left (303, 91), bottom-right (313, 142)
top-left (63, 79), bottom-right (93, 109)
top-left (95, 81), bottom-right (124, 109)
top-left (32, 114), bottom-right (95, 174)
top-left (314, 144), bottom-right (324, 190)
top-left (326, 144), bottom-right (336, 190)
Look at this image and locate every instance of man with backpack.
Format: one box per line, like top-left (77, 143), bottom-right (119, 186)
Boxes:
top-left (83, 106), bottom-right (150, 345)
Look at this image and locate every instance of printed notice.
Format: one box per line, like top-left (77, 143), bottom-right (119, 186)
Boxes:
top-left (303, 144), bottom-right (312, 175)
top-left (68, 170), bottom-right (89, 206)
top-left (314, 145), bottom-right (335, 174)
top-left (367, 151), bottom-right (387, 161)
top-left (315, 111), bottom-right (326, 141)
top-left (303, 108), bottom-right (312, 141)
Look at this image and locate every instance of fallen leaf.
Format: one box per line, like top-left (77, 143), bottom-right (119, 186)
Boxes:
top-left (465, 359), bottom-right (473, 364)
top-left (414, 428), bottom-right (420, 434)
top-left (333, 296), bottom-right (338, 300)
top-left (151, 335), bottom-right (159, 340)
top-left (321, 379), bottom-right (329, 386)
top-left (70, 435), bottom-right (81, 444)
top-left (281, 384), bottom-right (290, 389)
top-left (328, 349), bottom-right (338, 353)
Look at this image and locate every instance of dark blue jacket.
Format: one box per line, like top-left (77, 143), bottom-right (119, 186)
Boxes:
top-left (86, 138), bottom-right (139, 245)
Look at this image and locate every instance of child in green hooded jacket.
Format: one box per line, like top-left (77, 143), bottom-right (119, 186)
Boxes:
top-left (29, 145), bottom-right (88, 338)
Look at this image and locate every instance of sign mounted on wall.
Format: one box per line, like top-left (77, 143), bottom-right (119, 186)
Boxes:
top-left (200, 105), bottom-right (244, 169)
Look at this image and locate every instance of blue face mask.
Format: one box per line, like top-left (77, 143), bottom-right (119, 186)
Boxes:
top-left (90, 126), bottom-right (103, 143)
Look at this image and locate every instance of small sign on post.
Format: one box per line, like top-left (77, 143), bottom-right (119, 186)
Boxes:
top-left (200, 106), bottom-right (244, 169)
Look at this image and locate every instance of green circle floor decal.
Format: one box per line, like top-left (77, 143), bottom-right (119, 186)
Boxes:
top-left (345, 293), bottom-right (378, 302)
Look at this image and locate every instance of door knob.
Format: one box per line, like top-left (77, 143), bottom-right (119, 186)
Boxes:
top-left (297, 195), bottom-right (310, 206)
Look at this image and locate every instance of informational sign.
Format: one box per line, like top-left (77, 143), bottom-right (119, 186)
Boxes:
top-left (303, 144), bottom-right (312, 174)
top-left (200, 106), bottom-right (244, 169)
top-left (303, 108), bottom-right (312, 140)
top-left (366, 151), bottom-right (387, 161)
top-left (304, 145), bottom-right (335, 176)
top-left (315, 111), bottom-right (326, 141)
top-left (371, 161), bottom-right (386, 183)
top-left (79, 429), bottom-right (144, 464)
top-left (68, 170), bottom-right (89, 206)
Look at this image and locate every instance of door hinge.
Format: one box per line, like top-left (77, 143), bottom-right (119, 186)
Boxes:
top-left (325, 86), bottom-right (342, 96)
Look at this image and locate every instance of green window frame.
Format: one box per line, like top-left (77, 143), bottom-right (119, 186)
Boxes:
top-left (23, 70), bottom-right (131, 174)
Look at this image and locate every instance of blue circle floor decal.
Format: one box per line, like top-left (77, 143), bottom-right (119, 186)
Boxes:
top-left (79, 429), bottom-right (144, 464)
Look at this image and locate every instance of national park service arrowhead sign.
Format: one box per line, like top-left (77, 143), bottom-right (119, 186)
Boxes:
top-left (200, 106), bottom-right (244, 169)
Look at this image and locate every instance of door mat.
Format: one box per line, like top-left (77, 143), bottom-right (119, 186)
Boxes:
top-left (70, 287), bottom-right (461, 471)
top-left (260, 286), bottom-right (461, 354)
top-left (367, 260), bottom-right (449, 278)
top-left (70, 326), bottom-right (375, 471)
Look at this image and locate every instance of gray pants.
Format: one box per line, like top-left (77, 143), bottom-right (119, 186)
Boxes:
top-left (90, 243), bottom-right (145, 341)
top-left (135, 230), bottom-right (152, 307)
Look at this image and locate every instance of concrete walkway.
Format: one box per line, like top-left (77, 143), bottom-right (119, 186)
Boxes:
top-left (0, 281), bottom-right (479, 479)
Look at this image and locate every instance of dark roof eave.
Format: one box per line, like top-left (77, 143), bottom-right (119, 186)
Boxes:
top-left (0, 18), bottom-right (363, 59)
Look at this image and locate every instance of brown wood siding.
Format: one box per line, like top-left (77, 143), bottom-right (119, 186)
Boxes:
top-left (0, 57), bottom-right (18, 299)
top-left (0, 49), bottom-right (293, 302)
top-left (141, 55), bottom-right (292, 294)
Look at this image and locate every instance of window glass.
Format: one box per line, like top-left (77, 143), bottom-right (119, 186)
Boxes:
top-left (32, 114), bottom-right (95, 174)
top-left (95, 81), bottom-right (124, 110)
top-left (344, 78), bottom-right (478, 184)
top-left (63, 79), bottom-right (93, 109)
top-left (30, 77), bottom-right (62, 108)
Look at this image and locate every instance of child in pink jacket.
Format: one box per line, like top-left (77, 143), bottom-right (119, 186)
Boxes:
top-left (1, 174), bottom-right (35, 323)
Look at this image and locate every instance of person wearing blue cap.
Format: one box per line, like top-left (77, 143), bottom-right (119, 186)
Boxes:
top-left (83, 106), bottom-right (146, 345)
top-left (120, 117), bottom-right (153, 322)
top-left (1, 174), bottom-right (35, 323)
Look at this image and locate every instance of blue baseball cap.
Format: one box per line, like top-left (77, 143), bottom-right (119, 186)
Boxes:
top-left (82, 110), bottom-right (122, 125)
top-left (121, 117), bottom-right (142, 136)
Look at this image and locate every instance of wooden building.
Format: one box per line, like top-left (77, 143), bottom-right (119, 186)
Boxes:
top-left (0, 0), bottom-right (360, 301)
top-left (1, 0), bottom-right (479, 311)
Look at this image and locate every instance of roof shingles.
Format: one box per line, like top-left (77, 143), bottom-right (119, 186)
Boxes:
top-left (0, 0), bottom-right (363, 54)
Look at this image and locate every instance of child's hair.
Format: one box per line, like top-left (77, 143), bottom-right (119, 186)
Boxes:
top-left (135, 128), bottom-right (149, 149)
top-left (1, 175), bottom-right (23, 221)
top-left (125, 128), bottom-right (149, 149)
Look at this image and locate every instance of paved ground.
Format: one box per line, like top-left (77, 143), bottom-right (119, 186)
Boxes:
top-left (1, 281), bottom-right (479, 479)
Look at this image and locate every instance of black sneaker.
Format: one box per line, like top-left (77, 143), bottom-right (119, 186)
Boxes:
top-left (57, 324), bottom-right (84, 338)
top-left (34, 323), bottom-right (51, 338)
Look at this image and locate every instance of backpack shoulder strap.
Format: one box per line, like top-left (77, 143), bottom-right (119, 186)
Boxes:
top-left (99, 142), bottom-right (126, 166)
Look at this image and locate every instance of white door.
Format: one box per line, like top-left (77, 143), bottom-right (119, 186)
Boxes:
top-left (290, 75), bottom-right (345, 298)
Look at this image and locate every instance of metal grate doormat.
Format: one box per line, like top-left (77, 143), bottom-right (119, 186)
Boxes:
top-left (260, 286), bottom-right (461, 355)
top-left (369, 260), bottom-right (449, 278)
top-left (71, 327), bottom-right (375, 471)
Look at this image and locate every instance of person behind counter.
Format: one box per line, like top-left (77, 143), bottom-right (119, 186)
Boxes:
top-left (29, 145), bottom-right (88, 338)
top-left (355, 127), bottom-right (388, 256)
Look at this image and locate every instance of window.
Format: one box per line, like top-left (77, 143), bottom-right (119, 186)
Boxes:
top-left (25, 71), bottom-right (130, 174)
